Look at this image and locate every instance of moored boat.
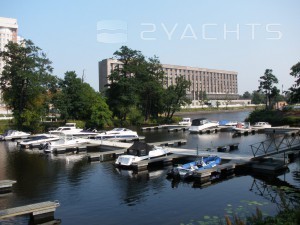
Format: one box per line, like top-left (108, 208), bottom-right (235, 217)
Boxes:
top-left (18, 133), bottom-right (60, 149)
top-left (252, 122), bottom-right (272, 128)
top-left (42, 136), bottom-right (91, 153)
top-left (0, 130), bottom-right (31, 141)
top-left (167, 155), bottom-right (221, 180)
top-left (94, 128), bottom-right (139, 141)
top-left (189, 118), bottom-right (219, 133)
top-left (232, 122), bottom-right (252, 132)
top-left (178, 118), bottom-right (192, 126)
top-left (115, 141), bottom-right (170, 167)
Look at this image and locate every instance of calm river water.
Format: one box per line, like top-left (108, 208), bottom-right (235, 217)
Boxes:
top-left (0, 110), bottom-right (300, 225)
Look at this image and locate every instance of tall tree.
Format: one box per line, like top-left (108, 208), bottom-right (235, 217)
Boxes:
top-left (258, 69), bottom-right (279, 109)
top-left (251, 90), bottom-right (265, 104)
top-left (0, 39), bottom-right (56, 131)
top-left (242, 91), bottom-right (252, 99)
top-left (53, 71), bottom-right (112, 128)
top-left (135, 56), bottom-right (165, 121)
top-left (288, 61), bottom-right (300, 103)
top-left (163, 76), bottom-right (191, 121)
top-left (105, 46), bottom-right (142, 122)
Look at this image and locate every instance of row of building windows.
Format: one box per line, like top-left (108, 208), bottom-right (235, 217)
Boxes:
top-left (104, 60), bottom-right (238, 100)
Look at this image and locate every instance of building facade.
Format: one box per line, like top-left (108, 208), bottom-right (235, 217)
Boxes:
top-left (99, 58), bottom-right (239, 101)
top-left (0, 17), bottom-right (20, 110)
top-left (0, 17), bottom-right (19, 74)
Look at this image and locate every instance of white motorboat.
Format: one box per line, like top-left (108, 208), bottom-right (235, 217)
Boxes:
top-left (49, 123), bottom-right (97, 137)
top-left (0, 130), bottom-right (31, 141)
top-left (49, 123), bottom-right (83, 134)
top-left (18, 133), bottom-right (60, 148)
top-left (42, 136), bottom-right (90, 153)
top-left (178, 118), bottom-right (191, 126)
top-left (232, 122), bottom-right (251, 132)
top-left (115, 141), bottom-right (170, 167)
top-left (189, 118), bottom-right (219, 133)
top-left (218, 120), bottom-right (242, 131)
top-left (252, 122), bottom-right (272, 128)
top-left (94, 128), bottom-right (139, 140)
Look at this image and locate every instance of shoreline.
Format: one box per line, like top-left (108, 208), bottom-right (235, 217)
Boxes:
top-left (174, 108), bottom-right (254, 116)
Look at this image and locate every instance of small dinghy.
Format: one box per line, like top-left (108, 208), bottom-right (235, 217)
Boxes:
top-left (167, 155), bottom-right (221, 180)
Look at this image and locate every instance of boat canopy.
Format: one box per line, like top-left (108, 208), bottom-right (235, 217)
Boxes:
top-left (126, 141), bottom-right (154, 156)
top-left (191, 118), bottom-right (208, 126)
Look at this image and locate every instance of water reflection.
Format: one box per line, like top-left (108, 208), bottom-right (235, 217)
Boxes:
top-left (112, 168), bottom-right (167, 206)
top-left (250, 173), bottom-right (300, 210)
top-left (0, 111), bottom-right (299, 225)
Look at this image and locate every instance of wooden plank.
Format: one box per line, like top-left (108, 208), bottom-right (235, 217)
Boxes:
top-left (0, 201), bottom-right (59, 219)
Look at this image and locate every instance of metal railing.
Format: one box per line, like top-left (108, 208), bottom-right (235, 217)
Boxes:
top-left (250, 132), bottom-right (300, 158)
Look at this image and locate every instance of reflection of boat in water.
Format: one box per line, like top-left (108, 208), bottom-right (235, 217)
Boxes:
top-left (115, 141), bottom-right (170, 167)
top-left (167, 156), bottom-right (221, 180)
top-left (115, 167), bottom-right (165, 180)
top-left (189, 118), bottom-right (219, 133)
top-left (0, 130), bottom-right (31, 141)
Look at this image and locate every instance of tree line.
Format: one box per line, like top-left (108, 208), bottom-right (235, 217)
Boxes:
top-left (0, 40), bottom-right (299, 132)
top-left (0, 40), bottom-right (190, 132)
top-left (240, 67), bottom-right (300, 109)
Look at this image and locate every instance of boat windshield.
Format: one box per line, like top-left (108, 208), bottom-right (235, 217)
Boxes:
top-left (191, 118), bottom-right (208, 126)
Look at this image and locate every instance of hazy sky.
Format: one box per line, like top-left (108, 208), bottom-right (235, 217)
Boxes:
top-left (1, 0), bottom-right (300, 94)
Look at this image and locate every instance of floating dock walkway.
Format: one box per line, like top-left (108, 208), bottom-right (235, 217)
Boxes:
top-left (87, 139), bottom-right (187, 162)
top-left (0, 180), bottom-right (16, 194)
top-left (0, 201), bottom-right (60, 223)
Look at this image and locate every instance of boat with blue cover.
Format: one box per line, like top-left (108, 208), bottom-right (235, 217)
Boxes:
top-left (167, 155), bottom-right (221, 180)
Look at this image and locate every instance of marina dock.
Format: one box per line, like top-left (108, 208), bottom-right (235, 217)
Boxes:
top-left (0, 201), bottom-right (60, 223)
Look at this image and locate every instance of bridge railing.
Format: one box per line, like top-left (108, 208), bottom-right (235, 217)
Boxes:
top-left (250, 132), bottom-right (300, 158)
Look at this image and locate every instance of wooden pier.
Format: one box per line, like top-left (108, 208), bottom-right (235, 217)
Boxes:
top-left (168, 127), bottom-right (189, 132)
top-left (0, 200), bottom-right (60, 223)
top-left (87, 139), bottom-right (187, 162)
top-left (141, 125), bottom-right (169, 130)
top-left (232, 128), bottom-right (258, 137)
top-left (189, 127), bottom-right (222, 135)
top-left (0, 180), bottom-right (16, 194)
top-left (192, 162), bottom-right (236, 183)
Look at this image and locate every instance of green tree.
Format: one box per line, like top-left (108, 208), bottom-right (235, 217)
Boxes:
top-left (288, 61), bottom-right (300, 103)
top-left (0, 39), bottom-right (57, 131)
top-left (258, 69), bottom-right (279, 109)
top-left (106, 46), bottom-right (142, 122)
top-left (163, 76), bottom-right (191, 122)
top-left (135, 56), bottom-right (165, 121)
top-left (53, 71), bottom-right (112, 128)
top-left (242, 91), bottom-right (252, 99)
top-left (106, 46), bottom-right (166, 123)
top-left (252, 90), bottom-right (266, 104)
top-left (198, 91), bottom-right (207, 108)
top-left (88, 93), bottom-right (113, 128)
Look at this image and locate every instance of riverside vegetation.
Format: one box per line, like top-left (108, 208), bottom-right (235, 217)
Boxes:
top-left (0, 39), bottom-right (300, 224)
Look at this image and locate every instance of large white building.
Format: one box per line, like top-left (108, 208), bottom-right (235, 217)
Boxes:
top-left (98, 58), bottom-right (239, 102)
top-left (0, 17), bottom-right (19, 74)
top-left (0, 17), bottom-right (20, 113)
